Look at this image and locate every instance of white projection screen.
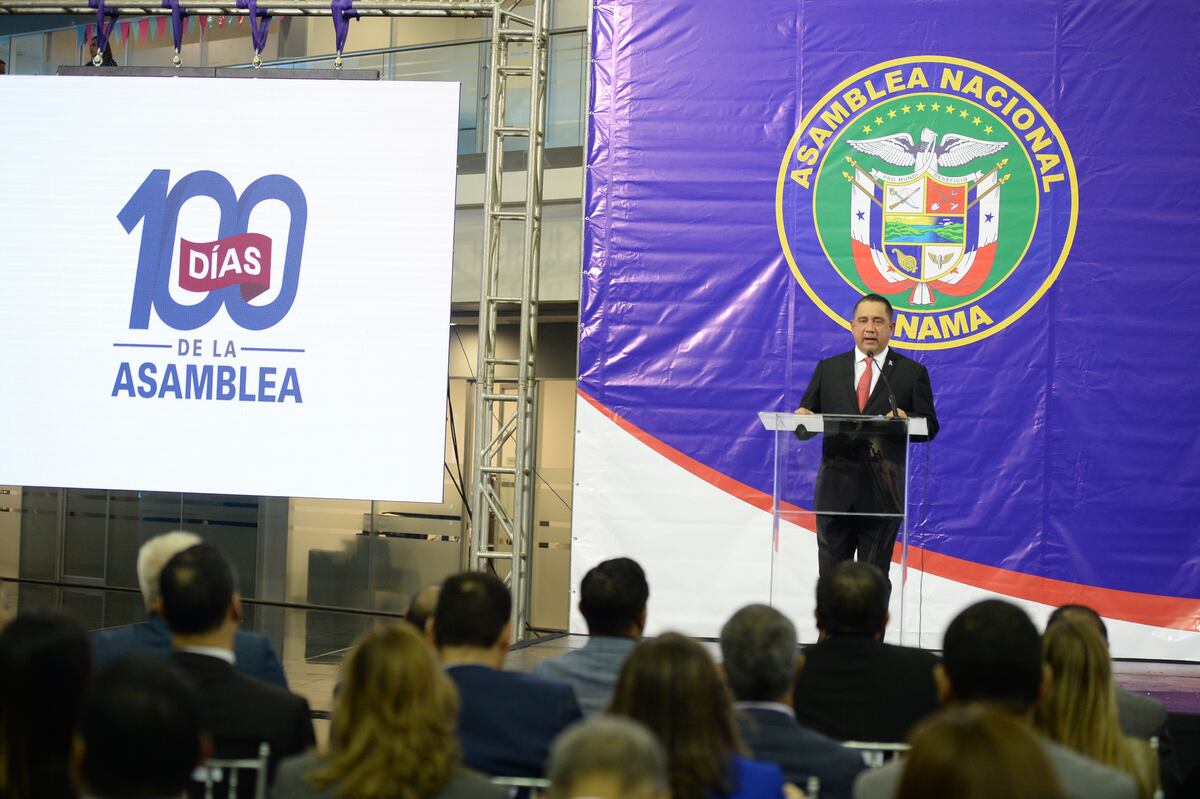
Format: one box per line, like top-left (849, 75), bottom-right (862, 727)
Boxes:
top-left (0, 76), bottom-right (459, 502)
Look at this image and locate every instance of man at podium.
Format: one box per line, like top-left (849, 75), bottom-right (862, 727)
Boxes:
top-left (794, 294), bottom-right (939, 586)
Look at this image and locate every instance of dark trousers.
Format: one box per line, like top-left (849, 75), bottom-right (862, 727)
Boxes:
top-left (816, 511), bottom-right (902, 588)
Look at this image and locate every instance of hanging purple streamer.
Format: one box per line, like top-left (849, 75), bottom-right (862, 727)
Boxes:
top-left (331, 0), bottom-right (359, 54)
top-left (161, 0), bottom-right (188, 51)
top-left (87, 0), bottom-right (119, 56)
top-left (236, 0), bottom-right (271, 53)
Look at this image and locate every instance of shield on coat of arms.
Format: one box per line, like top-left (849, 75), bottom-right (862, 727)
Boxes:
top-left (849, 165), bottom-right (1003, 306)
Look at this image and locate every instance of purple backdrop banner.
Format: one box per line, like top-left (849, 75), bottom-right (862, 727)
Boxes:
top-left (579, 0), bottom-right (1200, 634)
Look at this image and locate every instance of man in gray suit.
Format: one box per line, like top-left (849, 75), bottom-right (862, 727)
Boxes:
top-left (853, 600), bottom-right (1137, 799)
top-left (1048, 604), bottom-right (1180, 796)
top-left (533, 557), bottom-right (647, 715)
top-left (720, 604), bottom-right (866, 799)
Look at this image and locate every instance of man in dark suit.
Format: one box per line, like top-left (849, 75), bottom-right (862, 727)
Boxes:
top-left (435, 571), bottom-right (583, 778)
top-left (1047, 604), bottom-right (1180, 796)
top-left (795, 293), bottom-right (938, 580)
top-left (91, 531), bottom-right (287, 688)
top-left (160, 544), bottom-right (314, 786)
top-left (792, 562), bottom-right (940, 743)
top-left (720, 603), bottom-right (865, 799)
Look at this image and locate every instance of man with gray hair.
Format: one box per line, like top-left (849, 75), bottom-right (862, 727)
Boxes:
top-left (90, 531), bottom-right (287, 686)
top-left (546, 715), bottom-right (669, 799)
top-left (721, 604), bottom-right (866, 799)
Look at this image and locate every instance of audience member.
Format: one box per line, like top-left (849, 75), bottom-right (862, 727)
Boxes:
top-left (895, 703), bottom-right (1064, 799)
top-left (792, 562), bottom-right (939, 742)
top-left (1036, 618), bottom-right (1158, 799)
top-left (0, 611), bottom-right (91, 799)
top-left (546, 716), bottom-right (670, 799)
top-left (405, 583), bottom-right (441, 637)
top-left (0, 59), bottom-right (6, 74)
top-left (853, 599), bottom-right (1137, 799)
top-left (160, 544), bottom-right (314, 785)
top-left (433, 571), bottom-right (582, 778)
top-left (74, 656), bottom-right (207, 799)
top-left (272, 622), bottom-right (505, 799)
top-left (1047, 604), bottom-right (1179, 795)
top-left (721, 604), bottom-right (866, 799)
top-left (91, 531), bottom-right (287, 687)
top-left (609, 632), bottom-right (799, 799)
top-left (533, 557), bottom-right (648, 715)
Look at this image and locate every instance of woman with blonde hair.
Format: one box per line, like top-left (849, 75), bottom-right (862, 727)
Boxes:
top-left (272, 622), bottom-right (506, 799)
top-left (1035, 618), bottom-right (1158, 799)
top-left (897, 703), bottom-right (1063, 799)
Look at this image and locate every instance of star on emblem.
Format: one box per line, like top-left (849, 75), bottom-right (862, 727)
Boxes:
top-left (930, 102), bottom-right (940, 111)
top-left (875, 116), bottom-right (883, 125)
top-left (901, 105), bottom-right (911, 113)
top-left (972, 116), bottom-right (982, 126)
top-left (887, 109), bottom-right (897, 119)
top-left (984, 124), bottom-right (994, 134)
top-left (945, 104), bottom-right (955, 114)
top-left (862, 124), bottom-right (873, 134)
top-left (960, 109), bottom-right (969, 118)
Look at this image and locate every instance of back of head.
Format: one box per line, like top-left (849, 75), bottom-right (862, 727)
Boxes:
top-left (609, 633), bottom-right (740, 799)
top-left (433, 571), bottom-right (511, 649)
top-left (1035, 619), bottom-right (1133, 771)
top-left (136, 531), bottom-right (202, 611)
top-left (1046, 604), bottom-right (1108, 644)
top-left (942, 600), bottom-right (1042, 713)
top-left (405, 584), bottom-right (440, 634)
top-left (897, 703), bottom-right (1064, 799)
top-left (78, 657), bottom-right (203, 799)
top-left (547, 716), bottom-right (669, 799)
top-left (719, 604), bottom-right (797, 702)
top-left (0, 611), bottom-right (91, 799)
top-left (579, 558), bottom-right (649, 637)
top-left (312, 623), bottom-right (459, 798)
top-left (815, 561), bottom-right (889, 636)
top-left (159, 544), bottom-right (234, 636)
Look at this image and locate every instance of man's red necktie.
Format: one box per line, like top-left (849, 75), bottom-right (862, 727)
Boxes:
top-left (857, 356), bottom-right (873, 412)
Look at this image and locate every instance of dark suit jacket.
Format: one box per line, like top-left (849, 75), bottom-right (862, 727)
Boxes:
top-left (447, 664), bottom-right (583, 778)
top-left (91, 614), bottom-right (288, 688)
top-left (735, 706), bottom-right (866, 799)
top-left (168, 651), bottom-right (314, 785)
top-left (798, 349), bottom-right (938, 513)
top-left (793, 636), bottom-right (940, 743)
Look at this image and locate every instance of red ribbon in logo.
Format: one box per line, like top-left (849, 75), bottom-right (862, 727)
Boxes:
top-left (179, 233), bottom-right (272, 300)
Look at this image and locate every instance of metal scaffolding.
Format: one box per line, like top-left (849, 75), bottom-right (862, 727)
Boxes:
top-left (0, 0), bottom-right (549, 640)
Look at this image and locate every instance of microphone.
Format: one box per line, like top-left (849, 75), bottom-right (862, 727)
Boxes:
top-left (865, 350), bottom-right (898, 419)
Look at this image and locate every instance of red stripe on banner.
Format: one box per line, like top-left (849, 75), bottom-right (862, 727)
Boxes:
top-left (578, 388), bottom-right (1200, 632)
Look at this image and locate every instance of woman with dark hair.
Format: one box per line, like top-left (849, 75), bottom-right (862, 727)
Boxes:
top-left (1035, 619), bottom-right (1158, 799)
top-left (0, 611), bottom-right (92, 799)
top-left (271, 622), bottom-right (506, 799)
top-left (897, 704), bottom-right (1064, 799)
top-left (608, 633), bottom-right (799, 799)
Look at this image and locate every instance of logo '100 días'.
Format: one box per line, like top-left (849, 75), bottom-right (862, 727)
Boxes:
top-left (776, 56), bottom-right (1078, 349)
top-left (119, 169), bottom-right (307, 331)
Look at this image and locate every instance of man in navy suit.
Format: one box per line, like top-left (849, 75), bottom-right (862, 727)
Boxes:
top-left (721, 603), bottom-right (865, 799)
top-left (795, 294), bottom-right (938, 581)
top-left (435, 571), bottom-right (583, 778)
top-left (90, 531), bottom-right (287, 688)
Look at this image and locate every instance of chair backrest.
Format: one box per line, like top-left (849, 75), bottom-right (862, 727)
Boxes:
top-left (842, 741), bottom-right (911, 769)
top-left (490, 775), bottom-right (551, 798)
top-left (191, 741), bottom-right (271, 799)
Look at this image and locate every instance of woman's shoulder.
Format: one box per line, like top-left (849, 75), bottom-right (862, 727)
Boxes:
top-left (726, 755), bottom-right (786, 798)
top-left (433, 768), bottom-right (511, 799)
top-left (271, 752), bottom-right (333, 798)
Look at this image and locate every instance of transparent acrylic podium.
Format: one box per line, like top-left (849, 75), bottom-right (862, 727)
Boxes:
top-left (758, 412), bottom-right (928, 645)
